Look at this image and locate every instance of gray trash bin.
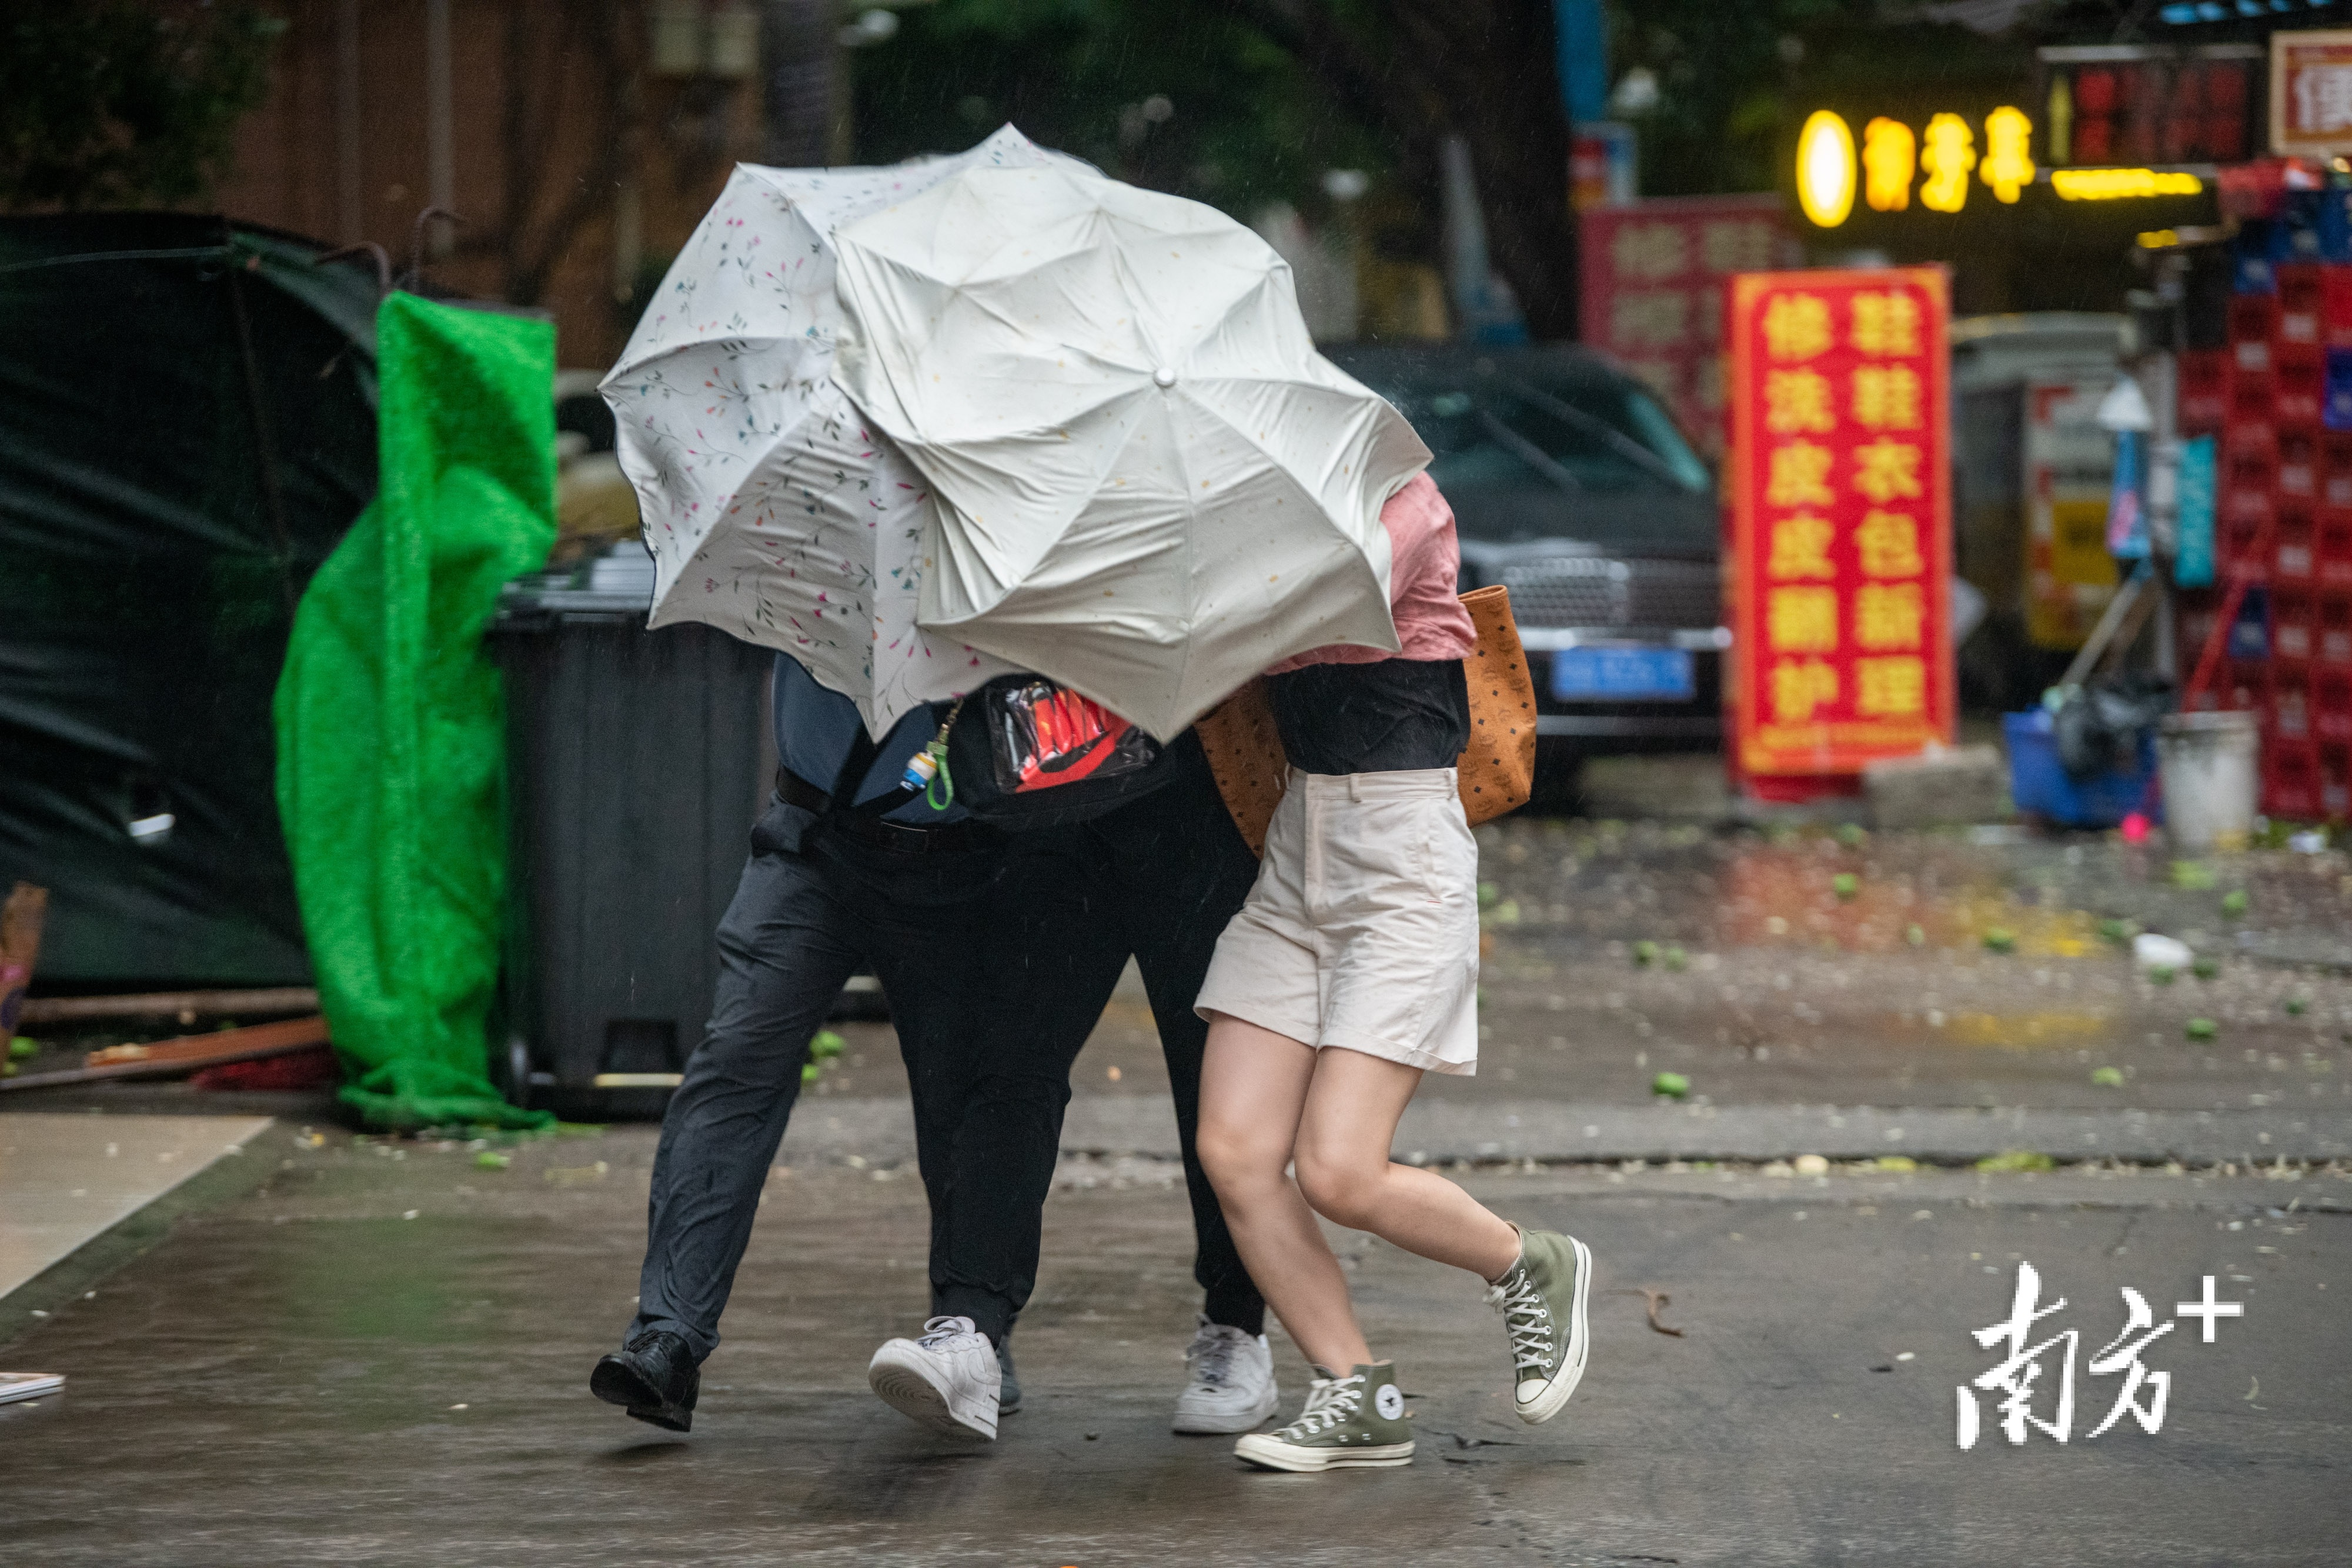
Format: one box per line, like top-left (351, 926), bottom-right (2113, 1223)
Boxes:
top-left (490, 544), bottom-right (771, 1119)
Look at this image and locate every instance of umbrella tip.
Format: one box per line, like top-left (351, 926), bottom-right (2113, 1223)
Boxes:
top-left (1153, 366), bottom-right (1177, 389)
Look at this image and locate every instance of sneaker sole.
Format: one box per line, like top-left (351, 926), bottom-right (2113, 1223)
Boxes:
top-left (868, 1353), bottom-right (997, 1440)
top-left (1172, 1385), bottom-right (1281, 1435)
top-left (1515, 1235), bottom-right (1592, 1426)
top-left (1234, 1435), bottom-right (1414, 1472)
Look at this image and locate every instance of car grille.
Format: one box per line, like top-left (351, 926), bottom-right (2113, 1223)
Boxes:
top-left (1498, 556), bottom-right (1722, 630)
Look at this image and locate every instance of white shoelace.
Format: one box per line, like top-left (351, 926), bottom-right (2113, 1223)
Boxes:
top-left (1184, 1325), bottom-right (1247, 1388)
top-left (914, 1315), bottom-right (985, 1353)
top-left (1488, 1268), bottom-right (1556, 1376)
top-left (1279, 1373), bottom-right (1364, 1438)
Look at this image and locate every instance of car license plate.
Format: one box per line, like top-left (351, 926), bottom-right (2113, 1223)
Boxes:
top-left (1549, 646), bottom-right (1694, 701)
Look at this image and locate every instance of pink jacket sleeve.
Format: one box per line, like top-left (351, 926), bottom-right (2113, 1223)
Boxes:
top-left (1265, 473), bottom-right (1479, 673)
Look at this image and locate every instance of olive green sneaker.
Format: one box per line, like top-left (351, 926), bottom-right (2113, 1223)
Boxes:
top-left (1233, 1362), bottom-right (1414, 1472)
top-left (1489, 1226), bottom-right (1591, 1424)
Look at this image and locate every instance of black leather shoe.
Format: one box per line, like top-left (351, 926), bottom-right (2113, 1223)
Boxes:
top-left (591, 1330), bottom-right (699, 1432)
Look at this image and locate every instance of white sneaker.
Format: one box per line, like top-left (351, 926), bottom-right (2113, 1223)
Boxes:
top-left (1172, 1314), bottom-right (1280, 1434)
top-left (868, 1316), bottom-right (1000, 1439)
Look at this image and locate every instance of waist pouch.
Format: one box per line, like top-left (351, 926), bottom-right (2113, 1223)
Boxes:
top-left (944, 674), bottom-right (1181, 830)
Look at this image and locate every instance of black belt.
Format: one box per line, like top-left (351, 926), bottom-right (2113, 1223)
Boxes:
top-left (776, 767), bottom-right (1000, 855)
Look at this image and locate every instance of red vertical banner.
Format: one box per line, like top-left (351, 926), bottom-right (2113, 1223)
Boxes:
top-left (1579, 195), bottom-right (1798, 459)
top-left (1726, 267), bottom-right (1956, 779)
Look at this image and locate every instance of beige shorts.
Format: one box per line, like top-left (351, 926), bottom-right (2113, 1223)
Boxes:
top-left (1195, 767), bottom-right (1479, 1075)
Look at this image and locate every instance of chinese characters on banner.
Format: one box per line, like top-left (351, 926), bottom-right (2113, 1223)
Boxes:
top-left (1727, 267), bottom-right (1956, 777)
top-left (1578, 195), bottom-right (1799, 459)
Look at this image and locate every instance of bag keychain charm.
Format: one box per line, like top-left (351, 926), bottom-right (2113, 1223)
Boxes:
top-left (899, 696), bottom-right (968, 811)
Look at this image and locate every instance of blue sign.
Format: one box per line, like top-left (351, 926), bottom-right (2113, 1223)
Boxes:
top-left (2174, 433), bottom-right (2215, 589)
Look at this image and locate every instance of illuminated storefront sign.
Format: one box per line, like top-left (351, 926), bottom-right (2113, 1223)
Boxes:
top-left (1862, 118), bottom-right (1915, 211)
top-left (1797, 109), bottom-right (2040, 222)
top-left (1919, 113), bottom-right (1977, 212)
top-left (1981, 106), bottom-right (2037, 202)
top-left (2050, 167), bottom-right (2203, 199)
top-left (1795, 102), bottom-right (2211, 225)
top-left (1726, 267), bottom-right (1956, 775)
top-left (1796, 111), bottom-right (1857, 227)
top-left (2038, 43), bottom-right (2259, 166)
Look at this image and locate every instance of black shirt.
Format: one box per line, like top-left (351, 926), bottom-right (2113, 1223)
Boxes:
top-left (1265, 657), bottom-right (1471, 775)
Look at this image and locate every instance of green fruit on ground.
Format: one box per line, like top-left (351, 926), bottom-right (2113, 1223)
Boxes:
top-left (1632, 940), bottom-right (1659, 967)
top-left (1982, 928), bottom-right (2016, 953)
top-left (7, 1037), bottom-right (36, 1061)
top-left (1832, 873), bottom-right (1859, 901)
top-left (2091, 1066), bottom-right (2124, 1087)
top-left (2192, 958), bottom-right (2219, 979)
top-left (2186, 1018), bottom-right (2219, 1041)
top-left (1652, 1071), bottom-right (1690, 1099)
top-left (2221, 890), bottom-right (2249, 916)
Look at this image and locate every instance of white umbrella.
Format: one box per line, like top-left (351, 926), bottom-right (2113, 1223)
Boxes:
top-left (600, 126), bottom-right (1084, 736)
top-left (830, 162), bottom-right (1431, 740)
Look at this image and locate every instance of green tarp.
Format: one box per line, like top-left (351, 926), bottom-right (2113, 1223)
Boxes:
top-left (275, 293), bottom-right (556, 1130)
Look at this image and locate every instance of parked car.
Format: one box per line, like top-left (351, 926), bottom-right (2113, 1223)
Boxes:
top-left (1327, 343), bottom-right (1725, 803)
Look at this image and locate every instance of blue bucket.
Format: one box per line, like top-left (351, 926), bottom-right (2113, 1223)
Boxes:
top-left (2003, 709), bottom-right (2159, 828)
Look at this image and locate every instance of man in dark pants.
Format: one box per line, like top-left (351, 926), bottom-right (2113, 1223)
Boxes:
top-left (908, 730), bottom-right (1279, 1434)
top-left (591, 657), bottom-right (1269, 1439)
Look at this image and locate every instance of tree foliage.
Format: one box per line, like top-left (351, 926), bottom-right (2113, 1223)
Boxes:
top-left (853, 0), bottom-right (1580, 339)
top-left (1605, 0), bottom-right (2026, 199)
top-left (0, 0), bottom-right (283, 212)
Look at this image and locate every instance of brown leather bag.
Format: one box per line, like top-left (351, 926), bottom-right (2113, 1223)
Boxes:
top-left (1195, 584), bottom-right (1538, 855)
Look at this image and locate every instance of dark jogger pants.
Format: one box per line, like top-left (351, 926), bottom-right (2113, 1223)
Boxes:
top-left (629, 805), bottom-right (1005, 1362)
top-left (934, 736), bottom-right (1267, 1338)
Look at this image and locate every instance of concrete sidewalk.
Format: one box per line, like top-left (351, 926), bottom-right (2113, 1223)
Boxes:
top-left (0, 1114), bottom-right (272, 1298)
top-left (2, 1124), bottom-right (2344, 1566)
top-left (774, 1090), bottom-right (2352, 1167)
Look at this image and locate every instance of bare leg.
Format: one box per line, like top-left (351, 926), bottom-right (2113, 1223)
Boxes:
top-left (1291, 1047), bottom-right (1520, 1281)
top-left (1196, 1014), bottom-right (1373, 1373)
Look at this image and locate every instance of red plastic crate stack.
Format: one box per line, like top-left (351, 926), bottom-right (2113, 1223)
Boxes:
top-left (2215, 266), bottom-right (2352, 820)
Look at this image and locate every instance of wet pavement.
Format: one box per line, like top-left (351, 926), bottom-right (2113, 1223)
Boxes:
top-left (2, 1132), bottom-right (2346, 1566)
top-left (6, 783), bottom-right (2351, 1563)
top-left (775, 815), bottom-right (2352, 1119)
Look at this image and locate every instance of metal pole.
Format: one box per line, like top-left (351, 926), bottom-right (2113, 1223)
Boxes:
top-left (426, 0), bottom-right (455, 256)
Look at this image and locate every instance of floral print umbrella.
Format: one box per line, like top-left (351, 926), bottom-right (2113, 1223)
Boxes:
top-left (600, 126), bottom-right (1080, 736)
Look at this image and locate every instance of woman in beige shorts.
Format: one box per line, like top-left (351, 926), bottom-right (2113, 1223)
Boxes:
top-left (1193, 473), bottom-right (1593, 1475)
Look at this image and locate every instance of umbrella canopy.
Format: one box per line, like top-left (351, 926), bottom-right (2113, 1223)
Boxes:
top-left (830, 162), bottom-right (1431, 740)
top-left (601, 127), bottom-right (1082, 735)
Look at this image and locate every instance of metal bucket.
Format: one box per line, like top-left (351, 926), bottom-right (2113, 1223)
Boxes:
top-left (2157, 711), bottom-right (2259, 852)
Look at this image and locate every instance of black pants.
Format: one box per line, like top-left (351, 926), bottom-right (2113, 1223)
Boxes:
top-left (629, 804), bottom-right (1010, 1361)
top-left (629, 755), bottom-right (1264, 1358)
top-left (952, 736), bottom-right (1267, 1338)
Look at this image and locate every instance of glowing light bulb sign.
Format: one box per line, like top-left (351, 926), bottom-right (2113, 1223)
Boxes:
top-left (1793, 103), bottom-right (2207, 226)
top-left (1796, 111), bottom-right (1857, 228)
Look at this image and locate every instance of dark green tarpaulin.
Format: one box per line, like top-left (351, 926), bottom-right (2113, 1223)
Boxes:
top-left (275, 293), bottom-right (556, 1131)
top-left (0, 213), bottom-right (379, 987)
